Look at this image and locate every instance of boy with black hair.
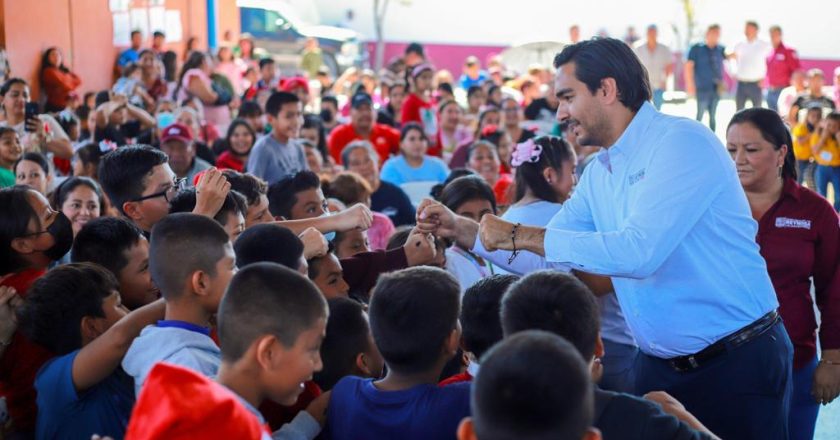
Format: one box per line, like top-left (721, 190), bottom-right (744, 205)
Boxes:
top-left (16, 263), bottom-right (165, 439)
top-left (458, 330), bottom-right (600, 440)
top-left (168, 188), bottom-right (248, 242)
top-left (501, 271), bottom-right (717, 440)
top-left (98, 145), bottom-right (230, 234)
top-left (247, 91), bottom-right (308, 184)
top-left (122, 213), bottom-right (236, 396)
top-left (71, 217), bottom-right (159, 310)
top-left (323, 266), bottom-right (470, 440)
top-left (314, 297), bottom-right (384, 391)
top-left (440, 274), bottom-right (519, 386)
top-left (222, 169), bottom-right (273, 227)
top-left (234, 223), bottom-right (309, 274)
top-left (308, 248), bottom-right (350, 299)
top-left (268, 170), bottom-right (325, 220)
top-left (216, 263), bottom-right (330, 438)
top-left (238, 100), bottom-right (266, 135)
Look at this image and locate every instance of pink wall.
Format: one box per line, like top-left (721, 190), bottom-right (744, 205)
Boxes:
top-left (366, 42), bottom-right (506, 78)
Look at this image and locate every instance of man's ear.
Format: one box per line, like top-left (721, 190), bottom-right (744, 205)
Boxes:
top-left (122, 201), bottom-right (143, 222)
top-left (457, 418), bottom-right (477, 440)
top-left (599, 78), bottom-right (619, 104)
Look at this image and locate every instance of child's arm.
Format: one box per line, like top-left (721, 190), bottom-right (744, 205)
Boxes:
top-left (271, 391), bottom-right (330, 440)
top-left (274, 204), bottom-right (373, 235)
top-left (71, 299), bottom-right (165, 392)
top-left (126, 103), bottom-right (156, 130)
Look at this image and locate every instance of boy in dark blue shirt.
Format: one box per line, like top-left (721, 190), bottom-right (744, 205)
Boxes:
top-left (323, 267), bottom-right (470, 440)
top-left (16, 263), bottom-right (165, 440)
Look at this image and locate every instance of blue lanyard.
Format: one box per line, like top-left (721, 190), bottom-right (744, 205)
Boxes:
top-left (156, 320), bottom-right (211, 336)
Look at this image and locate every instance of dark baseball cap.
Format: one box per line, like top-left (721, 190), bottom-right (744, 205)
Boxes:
top-left (351, 92), bottom-right (373, 109)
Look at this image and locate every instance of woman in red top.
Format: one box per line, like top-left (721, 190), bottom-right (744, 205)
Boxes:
top-left (0, 186), bottom-right (75, 437)
top-left (401, 63), bottom-right (439, 155)
top-left (726, 108), bottom-right (840, 440)
top-left (215, 118), bottom-right (256, 173)
top-left (39, 47), bottom-right (81, 113)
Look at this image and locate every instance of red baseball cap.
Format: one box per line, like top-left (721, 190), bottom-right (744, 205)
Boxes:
top-left (160, 123), bottom-right (194, 144)
top-left (281, 77), bottom-right (310, 94)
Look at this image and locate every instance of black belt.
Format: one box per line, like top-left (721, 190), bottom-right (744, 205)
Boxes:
top-left (668, 310), bottom-right (780, 372)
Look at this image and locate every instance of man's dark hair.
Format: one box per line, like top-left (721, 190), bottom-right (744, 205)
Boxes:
top-left (553, 38), bottom-right (651, 112)
top-left (501, 271), bottom-right (600, 361)
top-left (168, 188), bottom-right (247, 227)
top-left (314, 297), bottom-right (372, 390)
top-left (218, 263), bottom-right (327, 361)
top-left (707, 24), bottom-right (721, 33)
top-left (472, 330), bottom-right (594, 440)
top-left (223, 170), bottom-right (268, 207)
top-left (466, 85), bottom-right (483, 98)
top-left (17, 263), bottom-right (120, 355)
top-left (234, 224), bottom-right (304, 269)
top-left (98, 145), bottom-right (169, 215)
top-left (321, 95), bottom-right (338, 108)
top-left (72, 217), bottom-right (144, 277)
top-left (405, 42), bottom-right (425, 57)
top-left (130, 30), bottom-right (141, 38)
top-left (462, 274), bottom-right (519, 359)
top-left (153, 31), bottom-right (165, 38)
top-left (369, 267), bottom-right (460, 374)
top-left (265, 91), bottom-right (299, 117)
top-left (149, 213), bottom-right (230, 299)
top-left (745, 20), bottom-right (759, 30)
top-left (437, 82), bottom-right (454, 95)
top-left (267, 170), bottom-right (321, 219)
top-left (259, 57), bottom-right (275, 70)
top-left (0, 186), bottom-right (40, 272)
top-left (238, 100), bottom-right (263, 118)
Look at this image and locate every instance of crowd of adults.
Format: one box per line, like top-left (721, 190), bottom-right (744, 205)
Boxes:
top-left (0, 18), bottom-right (837, 440)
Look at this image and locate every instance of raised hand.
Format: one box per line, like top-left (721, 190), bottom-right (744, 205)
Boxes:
top-left (193, 168), bottom-right (231, 218)
top-left (332, 204), bottom-right (373, 232)
top-left (299, 227), bottom-right (328, 259)
top-left (478, 214), bottom-right (515, 252)
top-left (404, 230), bottom-right (437, 267)
top-left (415, 199), bottom-right (457, 239)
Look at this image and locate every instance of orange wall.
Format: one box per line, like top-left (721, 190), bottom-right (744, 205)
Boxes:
top-left (0, 0), bottom-right (240, 101)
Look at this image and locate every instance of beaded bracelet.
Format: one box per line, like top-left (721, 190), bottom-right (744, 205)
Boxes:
top-left (508, 223), bottom-right (522, 265)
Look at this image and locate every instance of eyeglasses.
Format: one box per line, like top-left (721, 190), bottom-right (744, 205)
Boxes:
top-left (132, 178), bottom-right (187, 203)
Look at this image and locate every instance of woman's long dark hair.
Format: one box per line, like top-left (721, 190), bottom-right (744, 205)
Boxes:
top-left (40, 47), bottom-right (69, 76)
top-left (175, 51), bottom-right (208, 100)
top-left (0, 186), bottom-right (40, 273)
top-left (51, 176), bottom-right (106, 217)
top-left (513, 136), bottom-right (575, 203)
top-left (727, 108), bottom-right (797, 181)
top-left (224, 118), bottom-right (257, 157)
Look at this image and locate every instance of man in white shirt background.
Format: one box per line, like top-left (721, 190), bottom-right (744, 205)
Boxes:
top-left (730, 20), bottom-right (772, 110)
top-left (634, 24), bottom-right (673, 110)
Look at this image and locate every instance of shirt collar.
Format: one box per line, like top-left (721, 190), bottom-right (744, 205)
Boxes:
top-left (597, 102), bottom-right (657, 172)
top-left (781, 177), bottom-right (802, 202)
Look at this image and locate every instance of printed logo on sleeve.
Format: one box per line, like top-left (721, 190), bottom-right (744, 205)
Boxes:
top-left (775, 217), bottom-right (811, 230)
top-left (628, 169), bottom-right (645, 186)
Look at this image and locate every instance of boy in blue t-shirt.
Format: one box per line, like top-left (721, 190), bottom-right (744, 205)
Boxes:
top-left (16, 263), bottom-right (165, 440)
top-left (323, 267), bottom-right (470, 440)
top-left (247, 91), bottom-right (309, 184)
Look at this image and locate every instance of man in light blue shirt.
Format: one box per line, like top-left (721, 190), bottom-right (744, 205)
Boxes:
top-left (418, 38), bottom-right (791, 440)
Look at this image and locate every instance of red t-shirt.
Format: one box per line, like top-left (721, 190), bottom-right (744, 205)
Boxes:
top-left (327, 123), bottom-right (400, 165)
top-left (258, 380), bottom-right (321, 430)
top-left (494, 173), bottom-right (513, 206)
top-left (216, 150), bottom-right (246, 173)
top-left (401, 93), bottom-right (440, 157)
top-left (0, 268), bottom-right (52, 434)
top-left (756, 178), bottom-right (840, 369)
top-left (438, 371), bottom-right (473, 387)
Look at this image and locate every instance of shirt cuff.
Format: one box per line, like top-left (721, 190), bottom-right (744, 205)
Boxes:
top-left (274, 411), bottom-right (321, 440)
top-left (543, 228), bottom-right (575, 264)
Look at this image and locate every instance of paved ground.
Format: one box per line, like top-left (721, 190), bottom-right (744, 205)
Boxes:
top-left (661, 97), bottom-right (839, 438)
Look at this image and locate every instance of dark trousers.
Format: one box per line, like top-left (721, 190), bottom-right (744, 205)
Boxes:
top-left (767, 87), bottom-right (785, 112)
top-left (636, 321), bottom-right (793, 440)
top-left (736, 81), bottom-right (764, 110)
top-left (696, 88), bottom-right (721, 132)
top-left (600, 339), bottom-right (640, 394)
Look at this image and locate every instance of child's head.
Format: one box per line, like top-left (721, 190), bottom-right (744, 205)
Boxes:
top-left (222, 170), bottom-right (272, 227)
top-left (513, 136), bottom-right (577, 203)
top-left (169, 188), bottom-right (248, 243)
top-left (99, 145), bottom-right (174, 231)
top-left (386, 226), bottom-right (448, 269)
top-left (369, 267), bottom-right (461, 376)
top-left (72, 217), bottom-right (159, 310)
top-left (315, 297), bottom-right (384, 390)
top-left (825, 111), bottom-right (840, 134)
top-left (399, 122), bottom-right (429, 160)
top-left (259, 58), bottom-right (275, 80)
top-left (267, 170), bottom-right (325, 220)
top-left (467, 86), bottom-right (486, 111)
top-left (804, 106), bottom-right (823, 126)
top-left (477, 107), bottom-right (501, 131)
top-left (57, 110), bottom-right (80, 142)
top-left (1, 186), bottom-right (73, 272)
top-left (479, 125), bottom-right (513, 170)
top-left (15, 152), bottom-right (52, 196)
top-left (466, 141), bottom-right (501, 185)
top-left (323, 171), bottom-right (372, 207)
top-left (52, 176), bottom-right (105, 236)
top-left (459, 330), bottom-right (597, 440)
top-left (409, 63), bottom-right (435, 94)
top-left (501, 271), bottom-right (601, 364)
top-left (218, 263), bottom-right (328, 405)
top-left (238, 100), bottom-right (265, 134)
top-left (0, 126), bottom-right (22, 168)
top-left (333, 229), bottom-right (370, 258)
top-left (73, 142), bottom-right (108, 179)
top-left (234, 223), bottom-right (306, 274)
top-left (439, 175), bottom-right (497, 222)
top-left (302, 140), bottom-right (324, 173)
top-left (308, 249), bottom-right (350, 299)
top-left (438, 99), bottom-right (463, 128)
top-left (17, 263), bottom-right (127, 354)
top-left (225, 118), bottom-right (257, 157)
top-left (149, 213), bottom-right (235, 312)
top-left (265, 91), bottom-right (302, 141)
top-left (461, 275), bottom-right (519, 360)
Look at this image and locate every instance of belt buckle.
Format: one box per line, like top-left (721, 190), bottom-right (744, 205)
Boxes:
top-left (670, 355), bottom-right (700, 372)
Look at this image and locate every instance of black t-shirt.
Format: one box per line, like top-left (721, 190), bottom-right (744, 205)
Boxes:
top-left (94, 120), bottom-right (143, 146)
top-left (792, 94), bottom-right (836, 113)
top-left (377, 104), bottom-right (399, 128)
top-left (594, 388), bottom-right (711, 440)
top-left (371, 180), bottom-right (415, 227)
top-left (524, 98), bottom-right (558, 121)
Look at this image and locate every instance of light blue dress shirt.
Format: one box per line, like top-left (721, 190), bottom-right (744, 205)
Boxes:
top-left (542, 102), bottom-right (778, 358)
